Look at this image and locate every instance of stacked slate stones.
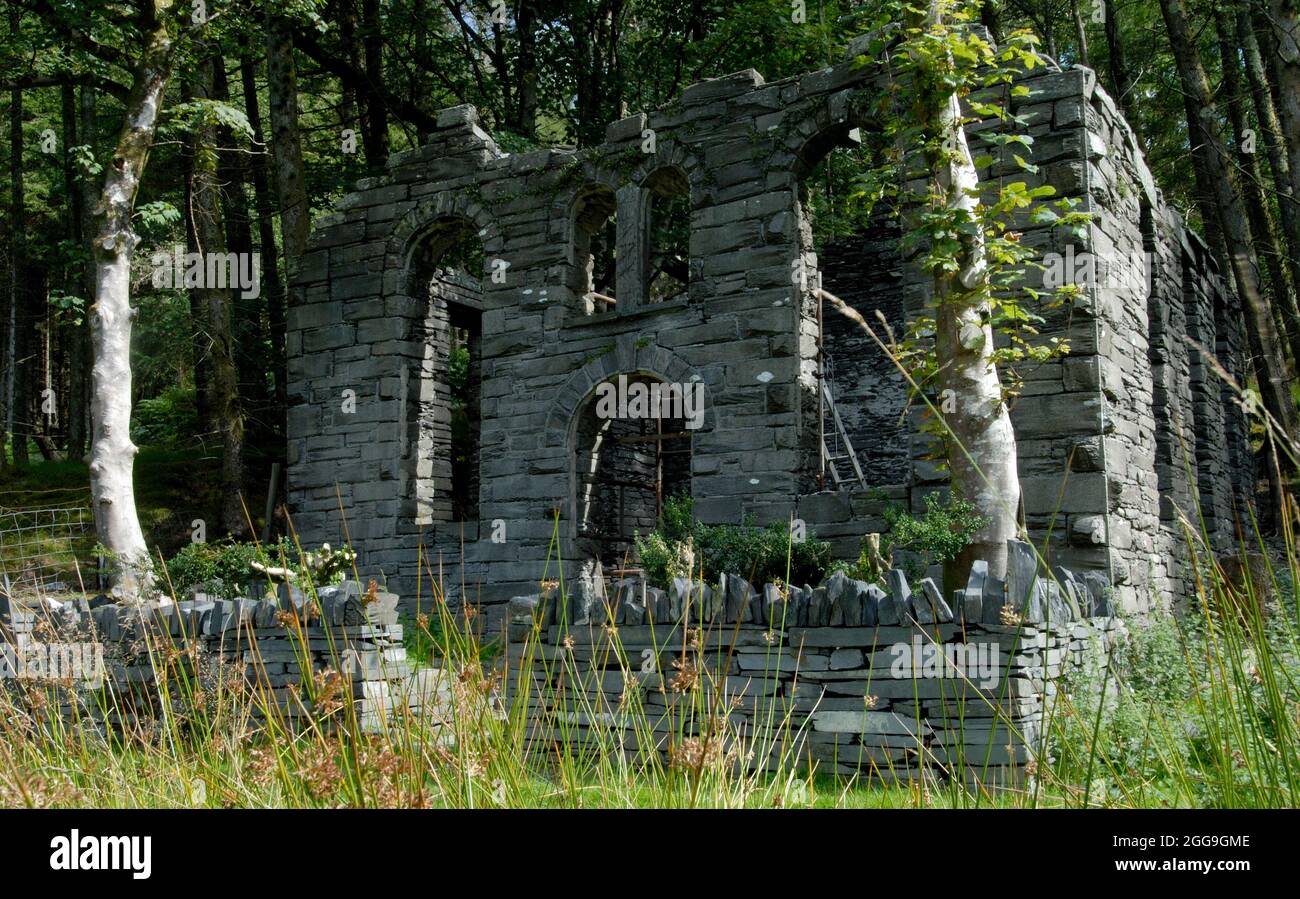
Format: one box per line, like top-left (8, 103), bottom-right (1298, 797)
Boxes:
top-left (0, 581), bottom-right (445, 733)
top-left (0, 594), bottom-right (36, 643)
top-left (501, 540), bottom-right (1121, 783)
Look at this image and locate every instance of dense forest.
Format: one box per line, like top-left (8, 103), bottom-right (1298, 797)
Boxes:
top-left (3, 0), bottom-right (1300, 576)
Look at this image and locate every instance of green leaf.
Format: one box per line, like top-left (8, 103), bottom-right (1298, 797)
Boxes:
top-left (1013, 154), bottom-right (1039, 174)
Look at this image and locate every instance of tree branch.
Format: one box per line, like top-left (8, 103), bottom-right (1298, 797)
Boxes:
top-left (291, 21), bottom-right (440, 134)
top-left (0, 71), bottom-right (128, 101)
top-left (19, 0), bottom-right (132, 71)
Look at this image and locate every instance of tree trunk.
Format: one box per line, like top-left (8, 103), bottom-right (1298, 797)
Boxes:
top-left (213, 60), bottom-right (268, 445)
top-left (915, 1), bottom-right (1021, 580)
top-left (0, 217), bottom-right (8, 469)
top-left (1268, 0), bottom-right (1300, 213)
top-left (1102, 0), bottom-right (1138, 137)
top-left (267, 16), bottom-right (311, 268)
top-left (181, 77), bottom-right (212, 434)
top-left (1071, 0), bottom-right (1090, 66)
top-left (241, 54), bottom-right (286, 432)
top-left (1160, 0), bottom-right (1300, 451)
top-left (191, 53), bottom-right (246, 535)
top-left (334, 0), bottom-right (358, 134)
top-left (89, 1), bottom-right (176, 601)
top-left (2, 80), bottom-right (13, 468)
top-left (32, 270), bottom-right (53, 460)
top-left (515, 0), bottom-right (538, 139)
top-left (2, 261), bottom-right (11, 469)
top-left (1182, 87), bottom-right (1231, 271)
top-left (77, 81), bottom-right (97, 458)
top-left (1241, 6), bottom-right (1300, 302)
top-left (9, 12), bottom-right (30, 468)
top-left (1217, 9), bottom-right (1299, 362)
top-left (63, 81), bottom-right (89, 460)
top-left (359, 0), bottom-right (388, 168)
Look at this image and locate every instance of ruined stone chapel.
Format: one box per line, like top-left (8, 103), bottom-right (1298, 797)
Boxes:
top-left (286, 39), bottom-right (1254, 624)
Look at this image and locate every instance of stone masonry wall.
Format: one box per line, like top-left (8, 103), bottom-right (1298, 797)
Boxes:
top-left (501, 546), bottom-right (1121, 783)
top-left (1077, 69), bottom-right (1253, 610)
top-left (0, 586), bottom-right (441, 733)
top-left (288, 35), bottom-right (1252, 625)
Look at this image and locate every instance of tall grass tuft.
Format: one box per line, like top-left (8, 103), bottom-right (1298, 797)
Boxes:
top-left (3, 346), bottom-right (1300, 806)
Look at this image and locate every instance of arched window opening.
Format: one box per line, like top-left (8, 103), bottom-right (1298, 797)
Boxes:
top-left (573, 186), bottom-right (618, 314)
top-left (1140, 201), bottom-right (1177, 502)
top-left (645, 167), bottom-right (690, 304)
top-left (574, 374), bottom-right (693, 571)
top-left (796, 125), bottom-right (909, 493)
top-left (412, 218), bottom-right (484, 524)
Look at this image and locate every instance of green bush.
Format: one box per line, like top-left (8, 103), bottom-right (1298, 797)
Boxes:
top-left (163, 538), bottom-right (356, 599)
top-left (164, 540), bottom-right (266, 599)
top-left (132, 385), bottom-right (200, 448)
top-left (881, 492), bottom-right (986, 579)
top-left (634, 496), bottom-right (832, 589)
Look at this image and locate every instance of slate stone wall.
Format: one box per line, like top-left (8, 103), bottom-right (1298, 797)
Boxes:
top-left (1, 586), bottom-right (441, 732)
top-left (1077, 69), bottom-right (1253, 610)
top-left (500, 554), bottom-right (1122, 783)
top-left (288, 40), bottom-right (1252, 624)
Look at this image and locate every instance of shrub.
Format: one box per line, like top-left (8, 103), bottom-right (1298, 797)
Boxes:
top-left (164, 540), bottom-right (265, 599)
top-left (881, 492), bottom-right (986, 580)
top-left (634, 495), bottom-right (832, 589)
top-left (632, 531), bottom-right (687, 590)
top-left (164, 538), bottom-right (355, 599)
top-left (131, 384), bottom-right (199, 448)
top-left (829, 532), bottom-right (890, 585)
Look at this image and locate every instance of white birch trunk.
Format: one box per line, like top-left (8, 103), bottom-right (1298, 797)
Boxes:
top-left (920, 3), bottom-right (1021, 579)
top-left (90, 249), bottom-right (154, 598)
top-left (87, 2), bottom-right (175, 601)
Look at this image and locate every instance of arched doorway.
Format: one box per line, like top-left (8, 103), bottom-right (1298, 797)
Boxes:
top-left (573, 373), bottom-right (694, 571)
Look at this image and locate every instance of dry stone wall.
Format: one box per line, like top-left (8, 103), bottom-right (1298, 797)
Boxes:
top-left (0, 585), bottom-right (441, 732)
top-left (501, 544), bottom-right (1121, 782)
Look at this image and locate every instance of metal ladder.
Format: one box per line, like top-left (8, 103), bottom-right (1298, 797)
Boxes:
top-left (820, 358), bottom-right (869, 490)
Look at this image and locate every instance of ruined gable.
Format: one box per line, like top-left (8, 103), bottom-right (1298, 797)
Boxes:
top-left (287, 47), bottom-right (1252, 623)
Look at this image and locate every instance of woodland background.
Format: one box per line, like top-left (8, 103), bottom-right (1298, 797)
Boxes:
top-left (3, 0), bottom-right (1300, 548)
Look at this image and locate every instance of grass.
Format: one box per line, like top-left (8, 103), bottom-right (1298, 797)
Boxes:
top-left (0, 446), bottom-right (271, 593)
top-left (2, 341), bottom-right (1298, 807)
top-left (0, 496), bottom-right (1297, 809)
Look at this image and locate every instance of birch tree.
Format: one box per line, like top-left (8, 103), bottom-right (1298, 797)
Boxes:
top-left (907, 0), bottom-right (1021, 578)
top-left (88, 0), bottom-right (182, 599)
top-left (825, 1), bottom-right (1081, 581)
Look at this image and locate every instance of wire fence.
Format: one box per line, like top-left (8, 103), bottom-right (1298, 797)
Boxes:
top-left (0, 503), bottom-right (99, 594)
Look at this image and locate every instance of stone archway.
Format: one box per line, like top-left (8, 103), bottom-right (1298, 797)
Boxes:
top-left (543, 340), bottom-right (711, 546)
top-left (571, 373), bottom-right (694, 569)
top-left (385, 196), bottom-right (504, 528)
top-left (385, 192), bottom-right (506, 301)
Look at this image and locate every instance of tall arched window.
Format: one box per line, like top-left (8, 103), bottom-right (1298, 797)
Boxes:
top-left (644, 167), bottom-right (690, 304)
top-left (410, 217), bottom-right (484, 523)
top-left (573, 185), bottom-right (618, 314)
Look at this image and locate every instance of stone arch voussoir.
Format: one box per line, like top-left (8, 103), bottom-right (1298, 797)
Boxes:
top-left (384, 192), bottom-right (505, 297)
top-left (543, 344), bottom-right (712, 449)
